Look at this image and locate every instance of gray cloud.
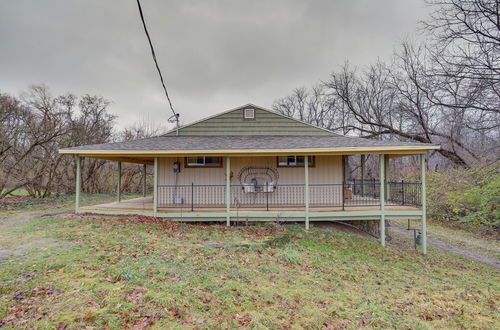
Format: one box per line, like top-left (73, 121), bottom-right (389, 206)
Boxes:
top-left (0, 0), bottom-right (429, 130)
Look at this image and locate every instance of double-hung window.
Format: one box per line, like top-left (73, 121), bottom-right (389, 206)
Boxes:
top-left (277, 155), bottom-right (315, 167)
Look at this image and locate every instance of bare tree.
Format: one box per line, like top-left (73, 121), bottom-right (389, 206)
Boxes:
top-left (423, 0), bottom-right (500, 131)
top-left (273, 0), bottom-right (500, 169)
top-left (273, 85), bottom-right (350, 134)
top-left (118, 117), bottom-right (167, 194)
top-left (0, 86), bottom-right (68, 198)
top-left (0, 86), bottom-right (116, 198)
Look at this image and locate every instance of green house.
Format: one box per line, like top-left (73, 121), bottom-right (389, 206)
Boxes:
top-left (59, 104), bottom-right (439, 253)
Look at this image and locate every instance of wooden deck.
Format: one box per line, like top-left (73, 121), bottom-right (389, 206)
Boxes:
top-left (80, 196), bottom-right (420, 213)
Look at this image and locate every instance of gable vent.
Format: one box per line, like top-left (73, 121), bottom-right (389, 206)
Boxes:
top-left (244, 108), bottom-right (255, 120)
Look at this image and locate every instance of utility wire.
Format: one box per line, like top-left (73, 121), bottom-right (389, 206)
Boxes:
top-left (136, 0), bottom-right (178, 120)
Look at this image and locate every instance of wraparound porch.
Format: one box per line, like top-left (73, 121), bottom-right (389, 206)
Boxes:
top-left (80, 196), bottom-right (423, 222)
top-left (73, 153), bottom-right (428, 254)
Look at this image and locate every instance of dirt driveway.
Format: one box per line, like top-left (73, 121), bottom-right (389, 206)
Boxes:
top-left (389, 223), bottom-right (500, 270)
top-left (0, 210), bottom-right (72, 263)
top-left (314, 220), bottom-right (499, 270)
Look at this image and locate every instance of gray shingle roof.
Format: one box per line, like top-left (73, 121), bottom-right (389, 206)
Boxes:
top-left (60, 135), bottom-right (438, 152)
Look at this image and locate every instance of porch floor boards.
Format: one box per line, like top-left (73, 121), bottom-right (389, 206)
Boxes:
top-left (79, 196), bottom-right (420, 213)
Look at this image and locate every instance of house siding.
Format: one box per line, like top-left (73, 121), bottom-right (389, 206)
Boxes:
top-left (158, 155), bottom-right (342, 185)
top-left (157, 156), bottom-right (342, 206)
top-left (164, 107), bottom-right (332, 136)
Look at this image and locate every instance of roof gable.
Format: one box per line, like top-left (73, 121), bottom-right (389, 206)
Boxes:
top-left (163, 104), bottom-right (334, 136)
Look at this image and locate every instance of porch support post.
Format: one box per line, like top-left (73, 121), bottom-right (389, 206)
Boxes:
top-left (117, 161), bottom-right (122, 202)
top-left (420, 153), bottom-right (427, 255)
top-left (142, 164), bottom-right (147, 197)
top-left (305, 155), bottom-right (310, 230)
top-left (379, 154), bottom-right (386, 247)
top-left (360, 154), bottom-right (365, 196)
top-left (342, 156), bottom-right (346, 210)
top-left (226, 156), bottom-right (231, 226)
top-left (75, 156), bottom-right (81, 213)
top-left (344, 155), bottom-right (349, 181)
top-left (384, 155), bottom-right (390, 201)
top-left (153, 157), bottom-right (158, 216)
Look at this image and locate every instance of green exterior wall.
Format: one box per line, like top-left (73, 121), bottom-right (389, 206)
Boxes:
top-left (164, 106), bottom-right (332, 136)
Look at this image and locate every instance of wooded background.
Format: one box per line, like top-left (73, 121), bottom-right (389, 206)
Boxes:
top-left (273, 0), bottom-right (499, 171)
top-left (0, 0), bottom-right (498, 231)
top-left (0, 86), bottom-right (164, 198)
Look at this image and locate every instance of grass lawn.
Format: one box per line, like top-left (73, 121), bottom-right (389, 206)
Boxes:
top-left (0, 207), bottom-right (498, 328)
top-left (0, 193), bottom-right (139, 216)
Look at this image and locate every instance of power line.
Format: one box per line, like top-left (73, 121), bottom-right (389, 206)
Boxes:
top-left (136, 0), bottom-right (179, 123)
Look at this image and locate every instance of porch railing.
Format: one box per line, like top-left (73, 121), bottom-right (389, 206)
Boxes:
top-left (232, 184), bottom-right (305, 209)
top-left (158, 184), bottom-right (226, 210)
top-left (158, 182), bottom-right (421, 211)
top-left (386, 181), bottom-right (422, 206)
top-left (350, 179), bottom-right (422, 207)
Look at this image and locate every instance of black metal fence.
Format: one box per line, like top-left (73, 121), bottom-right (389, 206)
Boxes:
top-left (158, 184), bottom-right (226, 210)
top-left (352, 179), bottom-right (380, 198)
top-left (350, 179), bottom-right (422, 207)
top-left (387, 181), bottom-right (422, 206)
top-left (232, 184), bottom-right (304, 209)
top-left (157, 181), bottom-right (422, 211)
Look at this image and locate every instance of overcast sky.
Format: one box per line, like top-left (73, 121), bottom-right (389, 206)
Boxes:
top-left (0, 0), bottom-right (429, 131)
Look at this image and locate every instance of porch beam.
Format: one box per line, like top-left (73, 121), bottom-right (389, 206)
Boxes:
top-left (86, 155), bottom-right (153, 165)
top-left (60, 145), bottom-right (438, 158)
top-left (75, 156), bottom-right (81, 212)
top-left (142, 164), bottom-right (147, 197)
top-left (226, 156), bottom-right (231, 226)
top-left (117, 161), bottom-right (122, 202)
top-left (420, 153), bottom-right (427, 255)
top-left (153, 157), bottom-right (158, 216)
top-left (379, 154), bottom-right (386, 247)
top-left (305, 155), bottom-right (310, 230)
